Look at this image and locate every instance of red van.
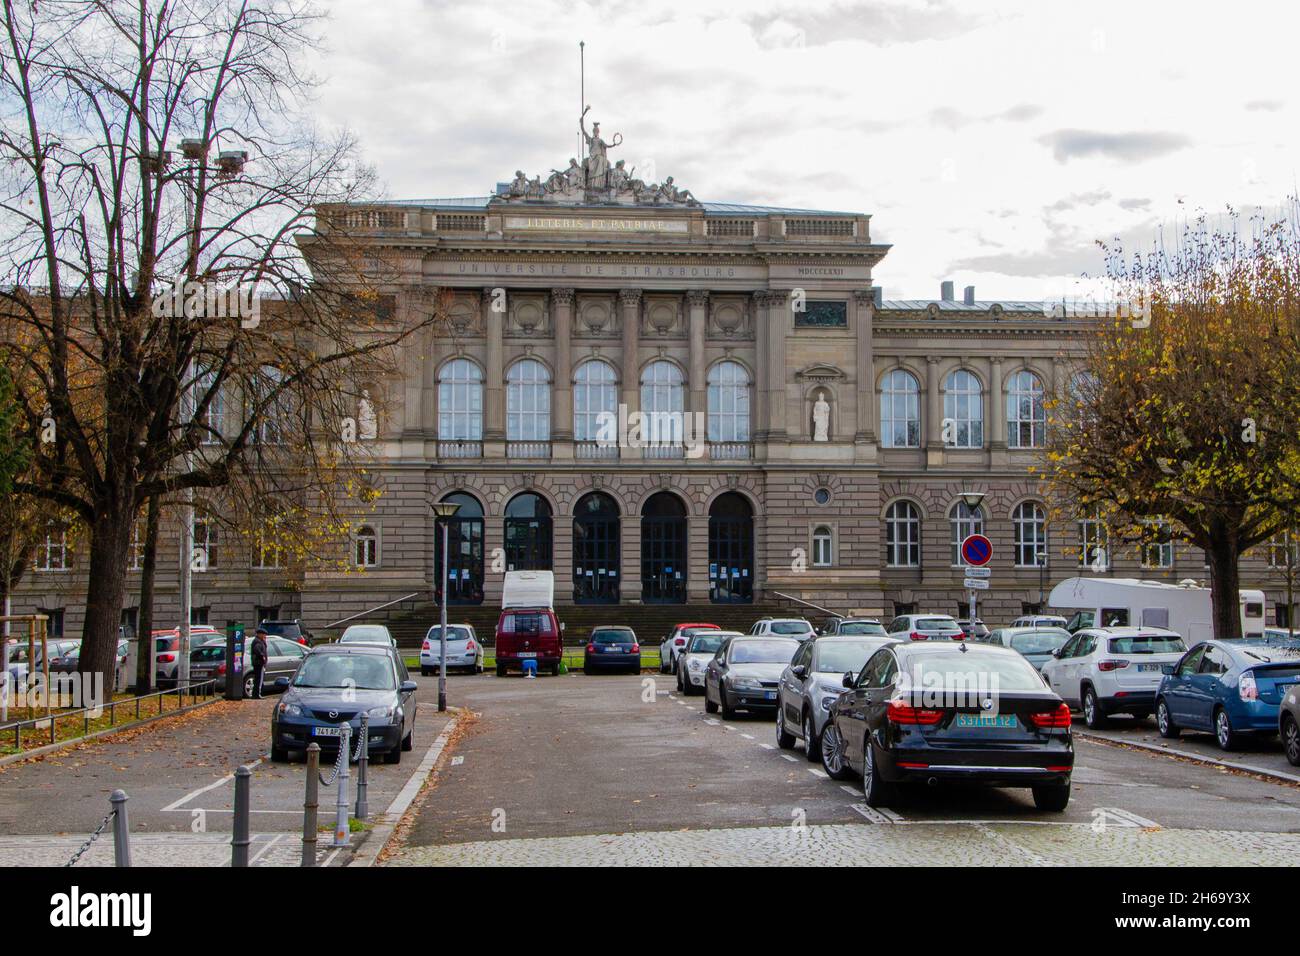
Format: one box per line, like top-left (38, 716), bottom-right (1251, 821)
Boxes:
top-left (495, 571), bottom-right (563, 676)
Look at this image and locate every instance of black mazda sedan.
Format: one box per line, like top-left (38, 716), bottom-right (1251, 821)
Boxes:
top-left (819, 641), bottom-right (1073, 811)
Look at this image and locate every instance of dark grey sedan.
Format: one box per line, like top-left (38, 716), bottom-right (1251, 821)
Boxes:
top-left (704, 637), bottom-right (799, 718)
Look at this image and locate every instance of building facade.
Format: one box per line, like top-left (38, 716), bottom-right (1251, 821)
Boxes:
top-left (14, 133), bottom-right (1299, 636)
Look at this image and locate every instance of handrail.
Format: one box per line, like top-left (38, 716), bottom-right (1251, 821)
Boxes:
top-left (768, 590), bottom-right (840, 618)
top-left (320, 592), bottom-right (422, 631)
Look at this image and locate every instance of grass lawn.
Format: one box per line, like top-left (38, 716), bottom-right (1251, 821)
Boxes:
top-left (0, 685), bottom-right (220, 754)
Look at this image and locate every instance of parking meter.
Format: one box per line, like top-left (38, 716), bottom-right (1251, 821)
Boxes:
top-left (224, 622), bottom-right (245, 701)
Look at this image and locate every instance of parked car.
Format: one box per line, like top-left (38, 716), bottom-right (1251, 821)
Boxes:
top-left (1010, 615), bottom-right (1070, 630)
top-left (1280, 681), bottom-right (1300, 766)
top-left (153, 627), bottom-right (223, 686)
top-left (50, 639), bottom-right (130, 685)
top-left (1156, 640), bottom-right (1300, 750)
top-left (676, 630), bottom-right (742, 695)
top-left (984, 626), bottom-right (1072, 671)
top-left (659, 622), bottom-right (720, 674)
top-left (582, 626), bottom-right (641, 675)
top-left (885, 614), bottom-right (965, 642)
top-left (420, 624), bottom-right (484, 675)
top-left (270, 643), bottom-right (416, 763)
top-left (957, 619), bottom-right (991, 641)
top-left (776, 634), bottom-right (900, 761)
top-left (260, 619), bottom-right (312, 646)
top-left (748, 618), bottom-right (817, 640)
top-left (820, 641), bottom-right (1074, 810)
top-left (819, 617), bottom-right (887, 637)
top-left (496, 571), bottom-right (563, 676)
top-left (1040, 626), bottom-right (1186, 728)
top-left (338, 623), bottom-right (396, 647)
top-left (191, 635), bottom-right (307, 697)
top-left (704, 637), bottom-right (799, 718)
top-left (6, 638), bottom-right (81, 686)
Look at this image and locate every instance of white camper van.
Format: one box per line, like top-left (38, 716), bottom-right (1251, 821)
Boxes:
top-left (1048, 577), bottom-right (1266, 643)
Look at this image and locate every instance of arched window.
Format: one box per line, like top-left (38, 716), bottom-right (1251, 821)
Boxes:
top-left (354, 525), bottom-right (378, 568)
top-left (707, 361), bottom-right (750, 442)
top-left (884, 501), bottom-right (921, 567)
top-left (949, 502), bottom-right (985, 566)
top-left (880, 369), bottom-right (920, 448)
top-left (708, 492), bottom-right (753, 603)
top-left (943, 369), bottom-right (983, 448)
top-left (437, 359), bottom-right (483, 441)
top-left (435, 492), bottom-right (485, 605)
top-left (812, 526), bottom-right (833, 568)
top-left (641, 492), bottom-right (688, 603)
top-left (641, 361), bottom-right (685, 456)
top-left (251, 365), bottom-right (290, 445)
top-left (1013, 501), bottom-right (1047, 567)
top-left (573, 360), bottom-right (617, 442)
top-left (504, 492), bottom-right (553, 571)
top-left (573, 492), bottom-right (620, 604)
top-left (506, 359), bottom-right (550, 441)
top-left (1006, 370), bottom-right (1046, 449)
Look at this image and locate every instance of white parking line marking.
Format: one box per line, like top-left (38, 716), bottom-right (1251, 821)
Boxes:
top-left (760, 743), bottom-right (775, 750)
top-left (704, 718), bottom-right (720, 726)
top-left (781, 754), bottom-right (798, 762)
top-left (850, 803), bottom-right (894, 824)
top-left (808, 768), bottom-right (828, 779)
top-left (740, 733), bottom-right (754, 740)
top-left (723, 724), bottom-right (737, 731)
top-left (450, 755), bottom-right (465, 766)
top-left (248, 832), bottom-right (284, 865)
top-left (161, 756), bottom-right (268, 812)
top-left (839, 785), bottom-right (858, 796)
top-left (972, 821), bottom-right (1050, 865)
top-left (1093, 806), bottom-right (1161, 829)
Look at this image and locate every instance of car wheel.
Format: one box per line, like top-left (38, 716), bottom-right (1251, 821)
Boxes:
top-left (420, 666), bottom-right (432, 677)
top-left (660, 652), bottom-right (671, 674)
top-left (704, 687), bottom-right (718, 714)
top-left (1032, 782), bottom-right (1071, 812)
top-left (1283, 714), bottom-right (1300, 767)
top-left (1082, 686), bottom-right (1106, 729)
top-left (243, 675), bottom-right (255, 698)
top-left (270, 744), bottom-right (288, 763)
top-left (402, 727), bottom-right (413, 752)
top-left (550, 663), bottom-right (560, 676)
top-left (1156, 698), bottom-right (1180, 739)
top-left (476, 659), bottom-right (484, 674)
top-left (676, 668), bottom-right (684, 693)
top-left (719, 687), bottom-right (736, 719)
top-left (496, 663), bottom-right (507, 677)
top-left (385, 744), bottom-right (402, 765)
top-left (803, 711), bottom-right (822, 763)
top-left (862, 738), bottom-right (895, 808)
top-left (820, 721), bottom-right (854, 780)
top-left (583, 662), bottom-right (592, 675)
top-left (1214, 707), bottom-right (1237, 751)
top-left (775, 707), bottom-right (796, 749)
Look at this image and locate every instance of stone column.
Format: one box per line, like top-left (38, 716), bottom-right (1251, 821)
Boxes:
top-left (619, 288), bottom-right (642, 461)
top-left (483, 288), bottom-right (505, 452)
top-left (551, 288), bottom-right (575, 444)
top-left (687, 290), bottom-right (708, 425)
top-left (925, 356), bottom-right (943, 448)
top-left (765, 291), bottom-right (788, 441)
top-left (852, 289), bottom-right (876, 443)
top-left (752, 292), bottom-right (770, 442)
top-left (989, 357), bottom-right (1006, 448)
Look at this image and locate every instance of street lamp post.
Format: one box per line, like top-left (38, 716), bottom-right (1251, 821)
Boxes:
top-left (1037, 550), bottom-right (1048, 610)
top-left (430, 502), bottom-right (462, 712)
top-left (959, 490), bottom-right (986, 626)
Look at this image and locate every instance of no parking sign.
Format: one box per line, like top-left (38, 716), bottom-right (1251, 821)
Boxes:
top-left (960, 534), bottom-right (993, 567)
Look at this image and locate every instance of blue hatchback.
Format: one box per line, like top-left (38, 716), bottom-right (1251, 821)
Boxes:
top-left (1156, 640), bottom-right (1300, 750)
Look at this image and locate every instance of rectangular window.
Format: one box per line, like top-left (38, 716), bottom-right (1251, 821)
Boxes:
top-left (1078, 518), bottom-right (1108, 569)
top-left (793, 301), bottom-right (847, 328)
top-left (1140, 522), bottom-right (1174, 569)
top-left (191, 606), bottom-right (210, 626)
top-left (35, 524), bottom-right (68, 571)
top-left (128, 519), bottom-right (146, 571)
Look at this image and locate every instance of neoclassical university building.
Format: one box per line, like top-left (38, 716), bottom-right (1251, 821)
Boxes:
top-left (15, 125), bottom-right (1295, 637)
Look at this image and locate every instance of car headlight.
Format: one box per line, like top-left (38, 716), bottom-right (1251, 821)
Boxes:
top-left (730, 677), bottom-right (761, 691)
top-left (820, 695), bottom-right (838, 711)
top-left (366, 705), bottom-right (395, 719)
top-left (277, 702), bottom-right (301, 717)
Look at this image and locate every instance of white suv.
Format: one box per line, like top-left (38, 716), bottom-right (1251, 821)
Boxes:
top-left (884, 614), bottom-right (965, 641)
top-left (749, 618), bottom-right (817, 640)
top-left (1039, 626), bottom-right (1187, 728)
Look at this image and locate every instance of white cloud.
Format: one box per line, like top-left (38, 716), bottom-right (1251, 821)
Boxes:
top-left (308, 0), bottom-right (1300, 299)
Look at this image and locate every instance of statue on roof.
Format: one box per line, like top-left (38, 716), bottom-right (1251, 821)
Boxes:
top-left (580, 106), bottom-right (622, 189)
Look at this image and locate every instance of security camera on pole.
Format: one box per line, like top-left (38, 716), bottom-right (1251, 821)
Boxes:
top-left (958, 489), bottom-right (991, 631)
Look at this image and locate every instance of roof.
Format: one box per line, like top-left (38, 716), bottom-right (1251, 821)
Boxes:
top-left (880, 299), bottom-right (1049, 314)
top-left (377, 197), bottom-right (865, 216)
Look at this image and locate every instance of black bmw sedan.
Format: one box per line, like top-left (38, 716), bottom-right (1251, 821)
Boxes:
top-left (270, 643), bottom-right (417, 764)
top-left (820, 641), bottom-right (1073, 811)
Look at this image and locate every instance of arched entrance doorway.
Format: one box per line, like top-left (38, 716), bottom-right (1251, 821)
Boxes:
top-left (573, 492), bottom-right (620, 604)
top-left (434, 492), bottom-right (485, 605)
top-left (708, 492), bottom-right (754, 603)
top-left (641, 492), bottom-right (687, 604)
top-left (504, 492), bottom-right (553, 571)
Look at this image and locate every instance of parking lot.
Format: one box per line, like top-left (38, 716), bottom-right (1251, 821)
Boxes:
top-left (383, 672), bottom-right (1300, 865)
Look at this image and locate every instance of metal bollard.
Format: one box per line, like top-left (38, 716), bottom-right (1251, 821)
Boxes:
top-left (355, 713), bottom-right (369, 820)
top-left (231, 765), bottom-right (251, 867)
top-left (110, 790), bottom-right (131, 867)
top-left (302, 743), bottom-right (319, 867)
top-left (333, 723), bottom-right (351, 847)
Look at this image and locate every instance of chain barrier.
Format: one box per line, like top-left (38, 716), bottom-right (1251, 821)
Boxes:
top-left (317, 729), bottom-right (348, 787)
top-left (65, 808), bottom-right (115, 867)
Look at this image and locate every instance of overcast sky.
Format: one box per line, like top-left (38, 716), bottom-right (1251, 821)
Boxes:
top-left (308, 0), bottom-right (1297, 301)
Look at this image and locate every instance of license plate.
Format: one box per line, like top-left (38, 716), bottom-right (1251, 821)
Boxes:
top-left (765, 691), bottom-right (777, 700)
top-left (955, 714), bottom-right (1018, 729)
top-left (517, 652), bottom-right (537, 658)
top-left (312, 726), bottom-right (343, 737)
top-left (1138, 663), bottom-right (1163, 673)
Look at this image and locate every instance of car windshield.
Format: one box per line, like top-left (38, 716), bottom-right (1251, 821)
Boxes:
top-left (341, 627), bottom-right (389, 643)
top-left (293, 653), bottom-right (395, 690)
top-left (770, 622), bottom-right (809, 634)
top-left (901, 651), bottom-right (1045, 691)
top-left (837, 621), bottom-right (886, 635)
top-left (1010, 630), bottom-right (1071, 654)
top-left (688, 634), bottom-right (727, 654)
top-left (427, 626), bottom-right (470, 641)
top-left (1108, 634), bottom-right (1185, 654)
top-left (731, 640), bottom-right (798, 664)
top-left (192, 645), bottom-right (224, 662)
top-left (502, 612), bottom-right (554, 635)
top-left (814, 641), bottom-right (880, 674)
top-left (917, 617), bottom-right (959, 630)
top-left (592, 629), bottom-right (634, 644)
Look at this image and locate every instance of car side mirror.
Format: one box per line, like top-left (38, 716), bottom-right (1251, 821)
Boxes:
top-left (792, 665), bottom-right (806, 678)
top-left (560, 622), bottom-right (566, 632)
top-left (274, 677), bottom-right (289, 689)
top-left (400, 680), bottom-right (417, 693)
top-left (842, 672), bottom-right (854, 689)
top-left (1051, 648), bottom-right (1063, 659)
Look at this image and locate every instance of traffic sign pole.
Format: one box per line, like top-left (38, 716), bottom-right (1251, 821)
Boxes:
top-left (959, 535), bottom-right (994, 632)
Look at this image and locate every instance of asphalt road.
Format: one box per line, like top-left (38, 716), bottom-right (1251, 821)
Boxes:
top-left (390, 672), bottom-right (1300, 864)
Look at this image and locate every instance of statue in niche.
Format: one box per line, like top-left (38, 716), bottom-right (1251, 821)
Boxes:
top-left (812, 391), bottom-right (831, 442)
top-left (358, 389), bottom-right (378, 440)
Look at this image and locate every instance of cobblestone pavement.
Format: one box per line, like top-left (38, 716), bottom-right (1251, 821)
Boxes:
top-left (0, 832), bottom-right (345, 867)
top-left (388, 820), bottom-right (1300, 866)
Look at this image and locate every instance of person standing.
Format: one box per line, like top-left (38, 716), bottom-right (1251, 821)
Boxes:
top-left (249, 627), bottom-right (269, 700)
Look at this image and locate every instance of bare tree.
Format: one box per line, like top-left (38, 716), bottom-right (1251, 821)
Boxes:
top-left (0, 0), bottom-right (442, 683)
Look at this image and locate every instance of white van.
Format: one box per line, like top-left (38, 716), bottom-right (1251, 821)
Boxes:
top-left (1048, 577), bottom-right (1265, 643)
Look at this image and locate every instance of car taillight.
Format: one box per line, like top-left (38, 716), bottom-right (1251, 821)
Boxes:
top-left (887, 699), bottom-right (944, 725)
top-left (910, 631), bottom-right (926, 641)
top-left (586, 643), bottom-right (596, 653)
top-left (216, 663), bottom-right (227, 674)
top-left (631, 644), bottom-right (640, 653)
top-left (1029, 703), bottom-right (1072, 728)
top-left (158, 653), bottom-right (175, 663)
top-left (421, 640), bottom-right (430, 650)
top-left (674, 638), bottom-right (686, 646)
top-left (466, 640), bottom-right (476, 651)
top-left (297, 637), bottom-right (307, 645)
top-left (1239, 672), bottom-right (1258, 702)
top-left (1097, 660), bottom-right (1129, 671)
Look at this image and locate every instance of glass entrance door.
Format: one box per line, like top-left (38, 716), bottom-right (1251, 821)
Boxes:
top-left (573, 493), bottom-right (620, 604)
top-left (641, 492), bottom-right (687, 604)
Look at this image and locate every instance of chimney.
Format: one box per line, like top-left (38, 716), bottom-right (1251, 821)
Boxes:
top-left (963, 285), bottom-right (976, 306)
top-left (940, 280), bottom-right (954, 302)
top-left (872, 286), bottom-right (883, 308)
